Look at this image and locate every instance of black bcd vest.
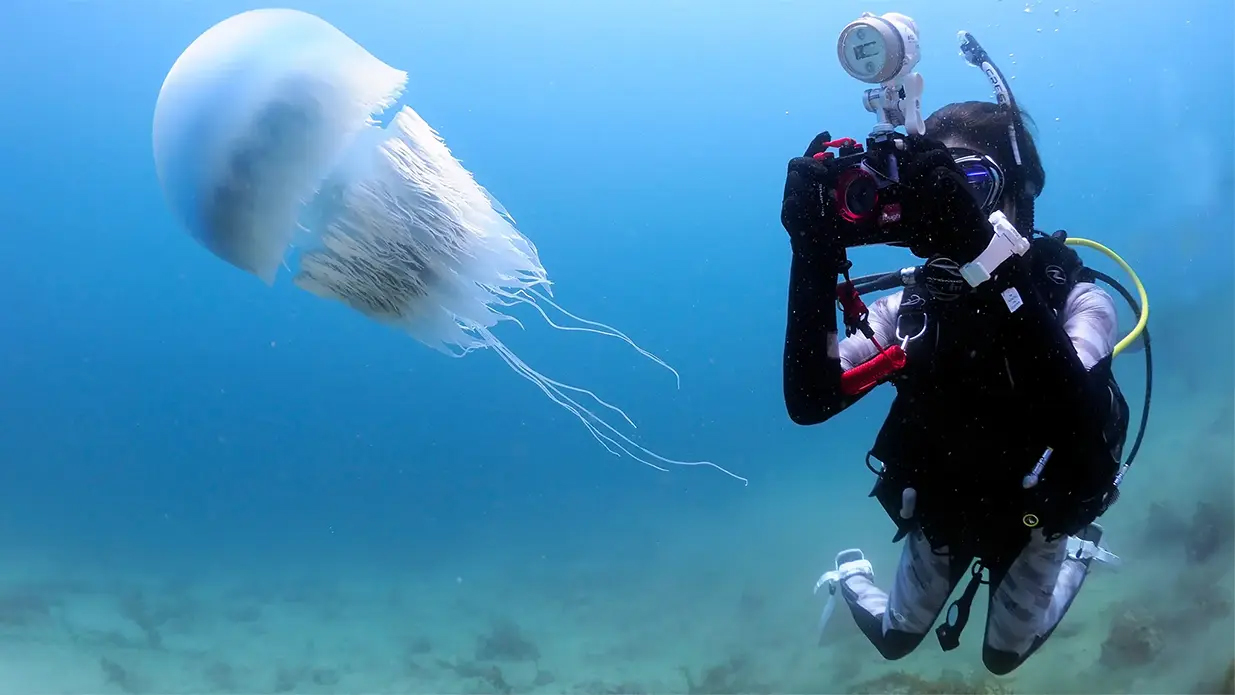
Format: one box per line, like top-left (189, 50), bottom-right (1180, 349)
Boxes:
top-left (867, 235), bottom-right (1131, 564)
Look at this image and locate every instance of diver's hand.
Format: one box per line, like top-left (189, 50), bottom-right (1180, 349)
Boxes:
top-left (802, 131), bottom-right (841, 158)
top-left (1030, 232), bottom-right (1085, 309)
top-left (897, 135), bottom-right (994, 262)
top-left (781, 131), bottom-right (843, 259)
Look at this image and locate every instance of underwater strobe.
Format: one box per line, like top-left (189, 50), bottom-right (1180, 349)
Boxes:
top-left (836, 12), bottom-right (924, 136)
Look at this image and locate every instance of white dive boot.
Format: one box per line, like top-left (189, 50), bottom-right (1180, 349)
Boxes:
top-left (1066, 522), bottom-right (1120, 568)
top-left (814, 549), bottom-right (873, 644)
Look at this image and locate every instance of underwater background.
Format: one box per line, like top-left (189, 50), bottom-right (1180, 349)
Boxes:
top-left (0, 0), bottom-right (1232, 693)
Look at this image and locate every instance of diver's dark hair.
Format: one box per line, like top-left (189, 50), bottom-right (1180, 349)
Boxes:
top-left (925, 100), bottom-right (1045, 204)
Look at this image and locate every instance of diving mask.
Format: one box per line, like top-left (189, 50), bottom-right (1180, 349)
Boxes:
top-left (950, 147), bottom-right (1006, 215)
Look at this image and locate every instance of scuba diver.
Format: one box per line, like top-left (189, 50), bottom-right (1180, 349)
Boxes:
top-left (781, 20), bottom-right (1148, 676)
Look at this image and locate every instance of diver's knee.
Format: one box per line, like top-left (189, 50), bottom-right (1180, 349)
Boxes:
top-left (982, 644), bottom-right (1025, 675)
top-left (876, 629), bottom-right (927, 661)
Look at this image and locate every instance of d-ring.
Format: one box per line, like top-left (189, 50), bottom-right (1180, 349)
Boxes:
top-left (896, 315), bottom-right (928, 350)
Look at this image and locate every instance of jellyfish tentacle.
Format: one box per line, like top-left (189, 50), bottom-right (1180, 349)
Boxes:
top-left (462, 325), bottom-right (637, 429)
top-left (479, 328), bottom-right (748, 485)
top-left (523, 288), bottom-right (681, 389)
top-left (572, 391), bottom-right (750, 485)
top-left (482, 286), bottom-right (680, 392)
top-left (485, 336), bottom-right (665, 469)
top-left (485, 338), bottom-right (633, 461)
top-left (532, 373), bottom-right (638, 430)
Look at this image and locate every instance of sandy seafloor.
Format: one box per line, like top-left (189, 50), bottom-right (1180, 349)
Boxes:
top-left (1, 317), bottom-right (1230, 695)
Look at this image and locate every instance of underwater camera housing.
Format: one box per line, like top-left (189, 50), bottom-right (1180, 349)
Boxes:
top-left (816, 12), bottom-right (927, 249)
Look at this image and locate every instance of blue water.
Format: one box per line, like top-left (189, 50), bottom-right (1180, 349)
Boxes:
top-left (0, 1), bottom-right (1231, 693)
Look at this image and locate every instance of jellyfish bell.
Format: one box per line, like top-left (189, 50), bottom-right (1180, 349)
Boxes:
top-left (153, 8), bottom-right (407, 284)
top-left (152, 8), bottom-right (745, 484)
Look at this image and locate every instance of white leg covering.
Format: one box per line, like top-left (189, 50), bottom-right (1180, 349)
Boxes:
top-left (985, 530), bottom-right (1076, 656)
top-left (1042, 553), bottom-right (1087, 629)
top-left (884, 529), bottom-right (959, 635)
top-left (842, 530), bottom-right (958, 637)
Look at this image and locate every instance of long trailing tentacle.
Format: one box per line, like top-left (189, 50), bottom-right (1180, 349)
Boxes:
top-left (488, 341), bottom-right (628, 459)
top-left (464, 325), bottom-right (636, 429)
top-left (533, 373), bottom-right (638, 429)
top-left (478, 327), bottom-right (747, 485)
top-left (487, 287), bottom-right (681, 389)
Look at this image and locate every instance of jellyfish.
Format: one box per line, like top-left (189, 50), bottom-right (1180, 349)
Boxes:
top-left (151, 8), bottom-right (744, 483)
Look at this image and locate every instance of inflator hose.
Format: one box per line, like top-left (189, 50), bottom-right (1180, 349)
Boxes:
top-left (1065, 237), bottom-right (1149, 357)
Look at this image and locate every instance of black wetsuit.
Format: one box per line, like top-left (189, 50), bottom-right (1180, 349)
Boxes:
top-left (784, 238), bottom-right (1126, 673)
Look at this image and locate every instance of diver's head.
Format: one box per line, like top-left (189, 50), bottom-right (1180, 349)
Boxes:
top-left (925, 100), bottom-right (1044, 228)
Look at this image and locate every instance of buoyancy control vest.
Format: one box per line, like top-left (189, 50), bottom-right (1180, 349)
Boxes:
top-left (866, 234), bottom-right (1130, 563)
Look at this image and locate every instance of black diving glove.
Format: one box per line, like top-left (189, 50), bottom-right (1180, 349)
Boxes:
top-left (1029, 232), bottom-right (1086, 312)
top-left (896, 135), bottom-right (996, 263)
top-left (781, 131), bottom-right (845, 263)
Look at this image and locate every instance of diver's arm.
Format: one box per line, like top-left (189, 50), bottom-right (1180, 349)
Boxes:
top-left (783, 252), bottom-right (897, 425)
top-left (783, 249), bottom-right (856, 425)
top-left (1060, 282), bottom-right (1118, 370)
top-left (780, 131), bottom-right (923, 426)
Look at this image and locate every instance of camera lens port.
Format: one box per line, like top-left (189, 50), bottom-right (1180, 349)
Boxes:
top-left (835, 166), bottom-right (878, 222)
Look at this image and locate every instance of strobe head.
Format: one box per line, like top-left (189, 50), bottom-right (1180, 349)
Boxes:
top-left (837, 12), bottom-right (920, 85)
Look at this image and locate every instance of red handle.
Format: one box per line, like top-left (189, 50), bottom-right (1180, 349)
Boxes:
top-left (841, 345), bottom-right (907, 396)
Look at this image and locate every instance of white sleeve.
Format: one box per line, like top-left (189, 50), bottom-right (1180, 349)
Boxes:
top-left (839, 290), bottom-right (902, 371)
top-left (838, 284), bottom-right (1117, 372)
top-left (1060, 281), bottom-right (1119, 370)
